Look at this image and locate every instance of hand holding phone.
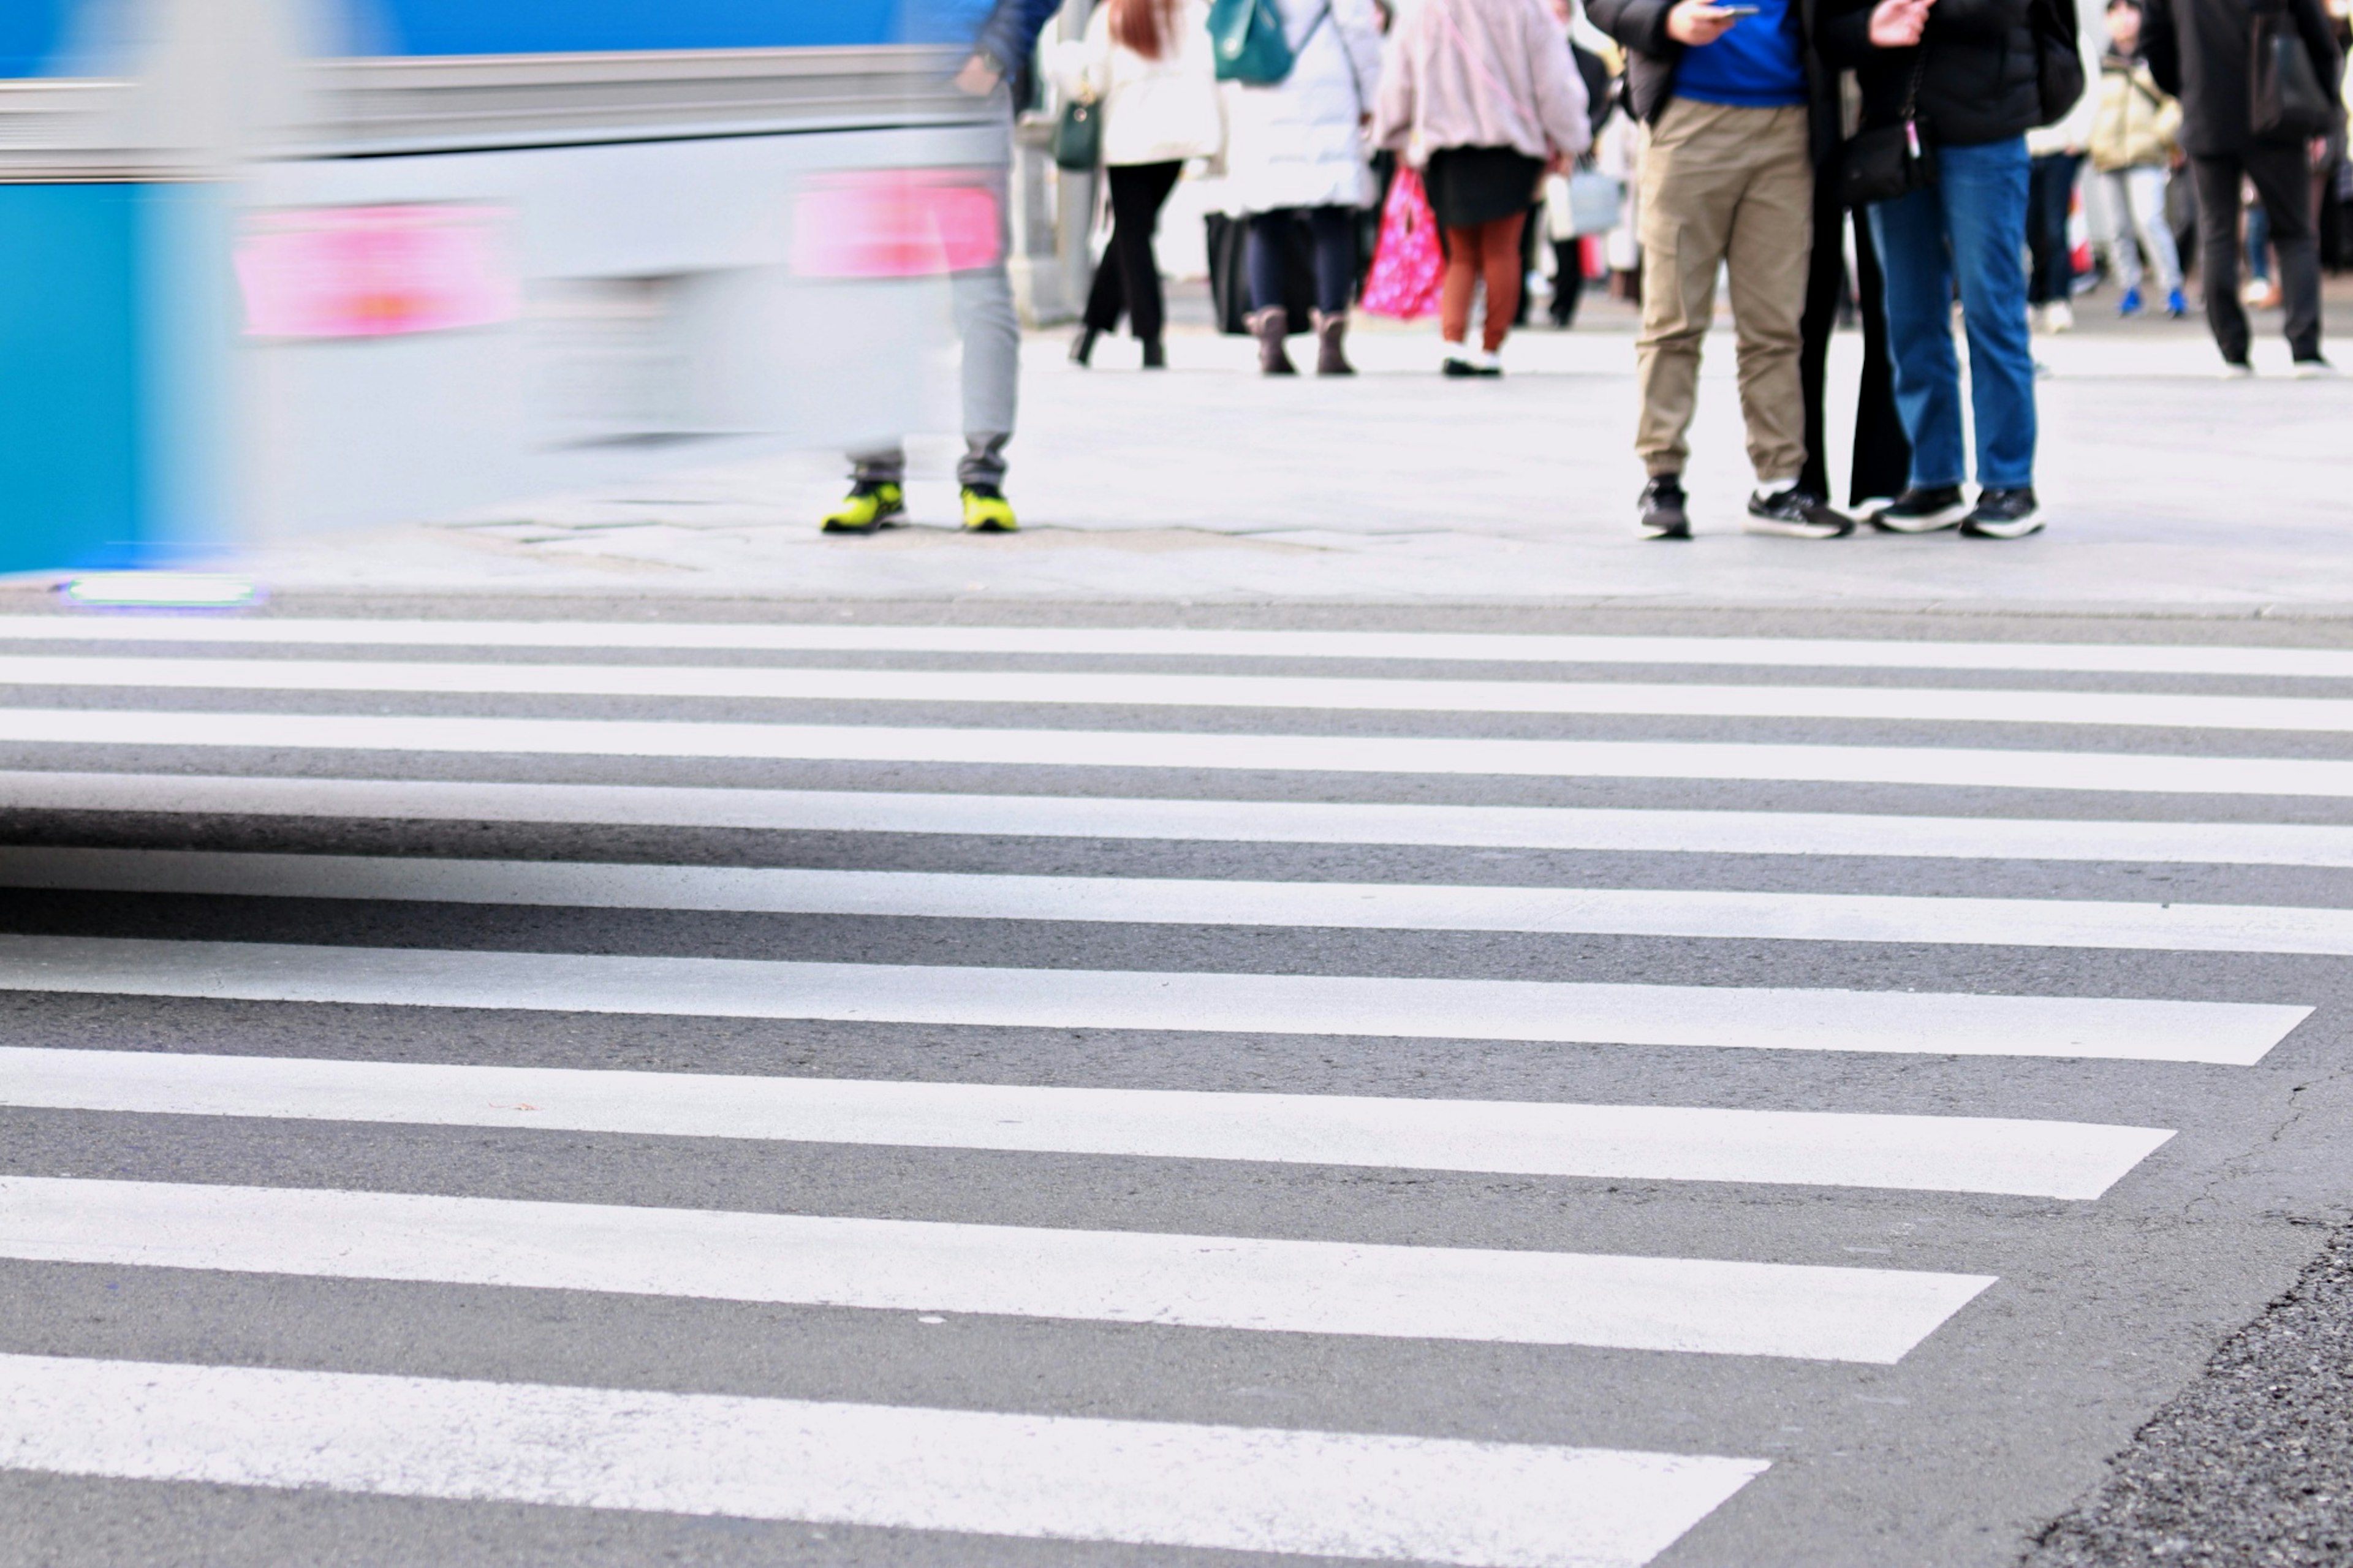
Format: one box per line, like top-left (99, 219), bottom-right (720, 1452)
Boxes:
top-left (1667, 0), bottom-right (1746, 43)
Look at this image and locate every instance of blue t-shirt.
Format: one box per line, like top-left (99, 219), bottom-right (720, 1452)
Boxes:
top-left (1673, 0), bottom-right (1807, 108)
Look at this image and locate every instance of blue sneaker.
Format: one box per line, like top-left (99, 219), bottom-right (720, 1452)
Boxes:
top-left (2166, 287), bottom-right (2188, 318)
top-left (2118, 286), bottom-right (2144, 317)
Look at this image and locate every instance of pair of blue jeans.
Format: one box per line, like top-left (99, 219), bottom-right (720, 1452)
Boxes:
top-left (1868, 137), bottom-right (2037, 493)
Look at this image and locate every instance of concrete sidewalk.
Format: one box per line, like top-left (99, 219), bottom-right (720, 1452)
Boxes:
top-left (42, 298), bottom-right (2353, 615)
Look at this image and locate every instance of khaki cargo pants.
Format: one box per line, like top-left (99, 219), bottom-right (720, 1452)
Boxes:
top-left (1635, 97), bottom-right (1813, 482)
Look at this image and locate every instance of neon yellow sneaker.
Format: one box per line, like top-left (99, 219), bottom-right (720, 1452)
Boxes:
top-left (960, 484), bottom-right (1017, 533)
top-left (820, 480), bottom-right (905, 535)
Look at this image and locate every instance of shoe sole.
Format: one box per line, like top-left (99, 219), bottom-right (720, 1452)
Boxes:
top-left (821, 515), bottom-right (903, 536)
top-left (1743, 517), bottom-right (1854, 539)
top-left (1960, 511), bottom-right (2044, 539)
top-left (1640, 520), bottom-right (1692, 540)
top-left (963, 522), bottom-right (1018, 534)
top-left (1867, 502), bottom-right (1971, 534)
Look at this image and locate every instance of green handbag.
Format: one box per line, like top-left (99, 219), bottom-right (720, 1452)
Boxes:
top-left (1053, 94), bottom-right (1102, 171)
top-left (1210, 0), bottom-right (1297, 85)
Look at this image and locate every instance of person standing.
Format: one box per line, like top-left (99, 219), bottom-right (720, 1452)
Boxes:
top-left (2143, 0), bottom-right (2342, 373)
top-left (1821, 0), bottom-right (2051, 539)
top-left (1590, 0), bottom-right (1855, 539)
top-left (1375, 0), bottom-right (1594, 375)
top-left (2091, 0), bottom-right (2188, 318)
top-left (822, 0), bottom-right (1062, 536)
top-left (1226, 0), bottom-right (1385, 374)
top-left (1055, 0), bottom-right (1225, 369)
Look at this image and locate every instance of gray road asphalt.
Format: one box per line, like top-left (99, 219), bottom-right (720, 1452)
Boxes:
top-left (2, 599), bottom-right (2351, 1567)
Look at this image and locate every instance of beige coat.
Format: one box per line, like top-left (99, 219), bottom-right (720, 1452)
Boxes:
top-left (1373, 0), bottom-right (1592, 165)
top-left (2090, 55), bottom-right (2182, 172)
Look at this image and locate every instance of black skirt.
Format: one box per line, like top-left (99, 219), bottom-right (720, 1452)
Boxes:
top-left (1423, 145), bottom-right (1544, 229)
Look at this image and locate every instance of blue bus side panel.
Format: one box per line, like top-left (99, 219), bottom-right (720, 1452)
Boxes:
top-left (0, 184), bottom-right (146, 572)
top-left (349, 0), bottom-right (980, 53)
top-left (0, 0), bottom-right (70, 76)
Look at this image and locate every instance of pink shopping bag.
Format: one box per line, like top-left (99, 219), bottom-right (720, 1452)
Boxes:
top-left (1360, 167), bottom-right (1445, 320)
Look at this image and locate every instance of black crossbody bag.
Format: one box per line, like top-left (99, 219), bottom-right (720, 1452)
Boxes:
top-left (1840, 48), bottom-right (1934, 208)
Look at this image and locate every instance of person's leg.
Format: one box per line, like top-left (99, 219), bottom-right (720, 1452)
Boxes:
top-left (1848, 210), bottom-right (1912, 506)
top-left (1479, 211), bottom-right (1527, 352)
top-left (2246, 198), bottom-right (2272, 282)
top-left (1798, 140), bottom-right (1847, 500)
top-left (1307, 205), bottom-right (1358, 315)
top-left (1722, 105), bottom-right (1813, 489)
top-left (1081, 232), bottom-right (1126, 336)
top-left (1940, 137), bottom-right (2039, 492)
top-left (1107, 161), bottom-right (1181, 344)
top-left (2189, 156), bottom-right (2252, 364)
top-left (2126, 165), bottom-right (2183, 294)
top-left (2245, 138), bottom-right (2322, 360)
top-left (1634, 99), bottom-right (1746, 481)
top-left (1440, 224), bottom-right (1483, 349)
top-left (1246, 210), bottom-right (1294, 312)
top-left (1868, 180), bottom-right (1966, 491)
top-left (2025, 153), bottom-right (2067, 307)
top-left (1551, 239), bottom-right (1584, 326)
top-left (2101, 171), bottom-right (2145, 294)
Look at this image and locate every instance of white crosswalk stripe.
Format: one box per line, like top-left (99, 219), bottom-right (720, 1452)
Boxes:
top-left (9, 846), bottom-right (2353, 955)
top-left (9, 770), bottom-right (2353, 865)
top-left (0, 934), bottom-right (2303, 1061)
top-left (0, 1048), bottom-right (2172, 1197)
top-left (0, 619), bottom-right (2336, 1564)
top-left (0, 1178), bottom-right (1993, 1360)
top-left (3, 615), bottom-right (2350, 677)
top-left (8, 707), bottom-right (2353, 795)
top-left (2, 654), bottom-right (2350, 731)
top-left (0, 1352), bottom-right (1768, 1568)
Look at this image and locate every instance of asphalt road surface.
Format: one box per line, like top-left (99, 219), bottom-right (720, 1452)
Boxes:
top-left (4, 602), bottom-right (2353, 1567)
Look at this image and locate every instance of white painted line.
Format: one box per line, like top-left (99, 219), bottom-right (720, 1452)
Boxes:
top-left (0, 1352), bottom-right (1767, 1568)
top-left (7, 770), bottom-right (2352, 866)
top-left (3, 710), bottom-right (2352, 798)
top-left (10, 847), bottom-right (2353, 959)
top-left (0, 616), bottom-right (2346, 679)
top-left (0, 934), bottom-right (2305, 1063)
top-left (0, 1048), bottom-right (2172, 1199)
top-left (0, 656), bottom-right (2347, 732)
top-left (0, 1178), bottom-right (1993, 1362)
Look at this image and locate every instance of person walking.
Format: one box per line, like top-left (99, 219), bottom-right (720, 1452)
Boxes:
top-left (822, 0), bottom-right (1061, 535)
top-left (2143, 0), bottom-right (2341, 373)
top-left (1591, 0), bottom-right (1856, 540)
top-left (1821, 0), bottom-right (2053, 539)
top-left (2091, 0), bottom-right (2188, 317)
top-left (2024, 4), bottom-right (2102, 332)
top-left (1226, 0), bottom-right (1385, 374)
top-left (1375, 0), bottom-right (1594, 374)
top-left (1056, 0), bottom-right (1225, 369)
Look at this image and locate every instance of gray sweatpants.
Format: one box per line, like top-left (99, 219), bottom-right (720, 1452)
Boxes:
top-left (851, 102), bottom-right (1019, 490)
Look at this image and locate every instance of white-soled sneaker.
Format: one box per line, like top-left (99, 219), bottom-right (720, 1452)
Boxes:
top-left (1959, 487), bottom-right (2044, 539)
top-left (1866, 485), bottom-right (1971, 534)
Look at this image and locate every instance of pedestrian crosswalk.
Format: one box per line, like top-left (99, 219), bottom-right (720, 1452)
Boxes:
top-left (0, 614), bottom-right (2340, 1566)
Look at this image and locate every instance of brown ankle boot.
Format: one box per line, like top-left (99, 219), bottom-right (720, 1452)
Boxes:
top-left (1311, 309), bottom-right (1354, 376)
top-left (1245, 308), bottom-right (1296, 376)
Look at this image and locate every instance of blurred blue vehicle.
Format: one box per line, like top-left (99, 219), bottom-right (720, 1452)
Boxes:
top-left (0, 0), bottom-right (1014, 571)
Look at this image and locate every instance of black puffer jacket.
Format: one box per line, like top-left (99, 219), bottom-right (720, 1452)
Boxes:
top-left (1817, 0), bottom-right (2043, 146)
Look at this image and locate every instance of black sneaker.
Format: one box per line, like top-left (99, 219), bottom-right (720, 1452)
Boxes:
top-left (1639, 476), bottom-right (1691, 540)
top-left (1866, 485), bottom-right (1971, 534)
top-left (1745, 486), bottom-right (1854, 539)
top-left (1959, 487), bottom-right (2043, 539)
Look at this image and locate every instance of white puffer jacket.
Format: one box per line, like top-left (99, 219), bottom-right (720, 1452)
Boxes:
top-left (1221, 0), bottom-right (1386, 213)
top-left (1050, 1), bottom-right (1225, 167)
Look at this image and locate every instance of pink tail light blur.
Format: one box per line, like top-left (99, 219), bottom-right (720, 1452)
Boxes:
top-left (790, 170), bottom-right (1003, 280)
top-left (237, 205), bottom-right (520, 339)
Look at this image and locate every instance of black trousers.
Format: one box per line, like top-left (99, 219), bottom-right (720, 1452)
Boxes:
top-left (1800, 180), bottom-right (1911, 507)
top-left (2025, 151), bottom-right (2082, 307)
top-left (2190, 142), bottom-right (2321, 363)
top-left (1083, 160), bottom-right (1184, 341)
